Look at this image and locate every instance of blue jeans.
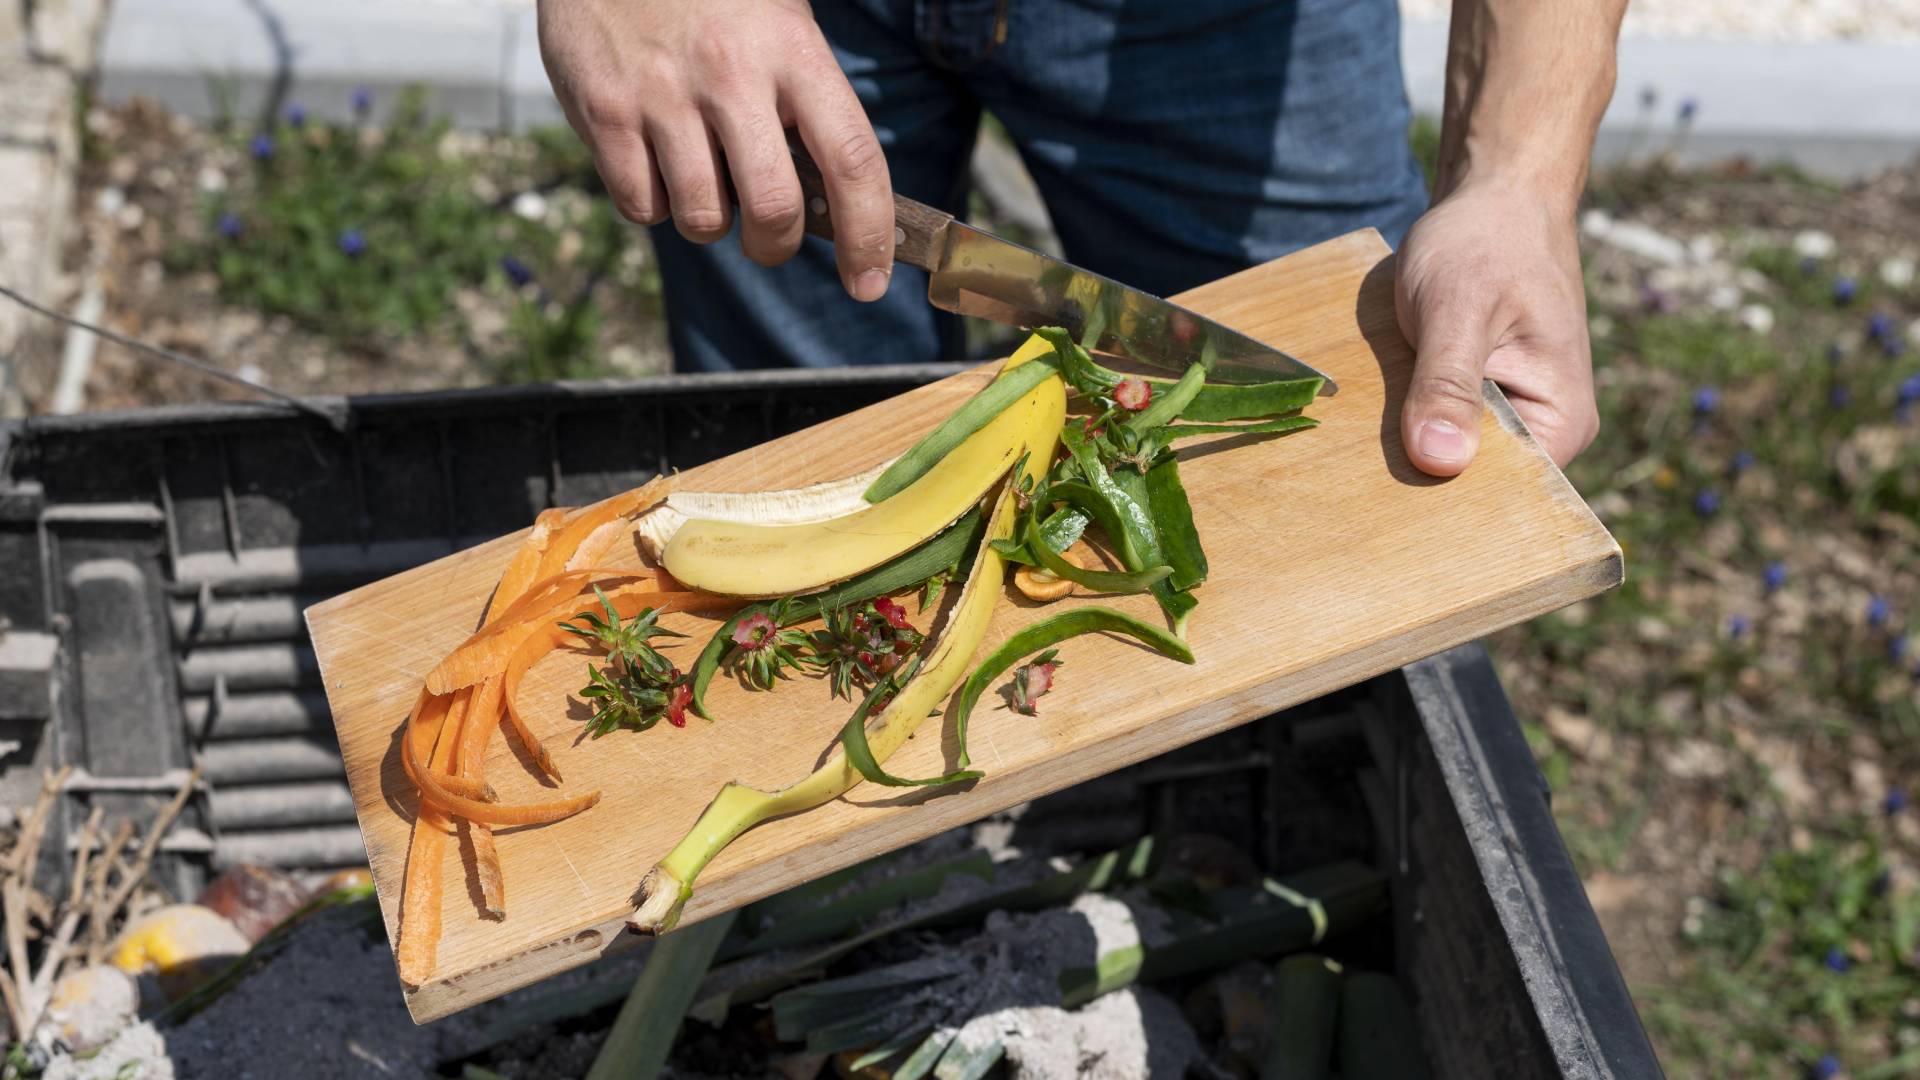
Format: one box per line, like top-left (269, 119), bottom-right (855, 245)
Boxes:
top-left (654, 0), bottom-right (1428, 372)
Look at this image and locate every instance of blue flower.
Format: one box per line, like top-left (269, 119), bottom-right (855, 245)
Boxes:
top-left (352, 86), bottom-right (373, 118)
top-left (1812, 1053), bottom-right (1841, 1079)
top-left (1728, 614), bottom-right (1750, 640)
top-left (1825, 946), bottom-right (1850, 974)
top-left (1694, 489), bottom-right (1721, 516)
top-left (250, 133), bottom-right (274, 161)
top-left (500, 255), bottom-right (534, 287)
top-left (285, 101), bottom-right (306, 128)
top-left (1765, 561), bottom-right (1788, 592)
top-left (1834, 278), bottom-right (1858, 306)
top-left (1868, 595), bottom-right (1890, 628)
top-left (1693, 386), bottom-right (1719, 415)
top-left (1869, 312), bottom-right (1893, 342)
top-left (1732, 449), bottom-right (1755, 474)
top-left (1894, 635), bottom-right (1912, 662)
top-left (1678, 98), bottom-right (1698, 122)
top-left (1887, 788), bottom-right (1910, 815)
top-left (1830, 385), bottom-right (1853, 408)
top-left (338, 229), bottom-right (367, 257)
top-left (1886, 337), bottom-right (1908, 360)
top-left (217, 212), bottom-right (243, 240)
top-left (1900, 375), bottom-right (1920, 406)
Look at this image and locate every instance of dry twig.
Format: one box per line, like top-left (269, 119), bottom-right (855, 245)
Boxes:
top-left (1, 767), bottom-right (72, 1041)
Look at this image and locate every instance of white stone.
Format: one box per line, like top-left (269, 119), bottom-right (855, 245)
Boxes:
top-left (1688, 233), bottom-right (1720, 264)
top-left (511, 190), bottom-right (547, 222)
top-left (1600, 221), bottom-right (1688, 266)
top-left (1791, 229), bottom-right (1836, 259)
top-left (1882, 256), bottom-right (1916, 289)
top-left (93, 186), bottom-right (125, 217)
top-left (1739, 303), bottom-right (1775, 334)
top-left (1708, 283), bottom-right (1743, 311)
top-left (1581, 208), bottom-right (1614, 239)
top-left (196, 165), bottom-right (226, 194)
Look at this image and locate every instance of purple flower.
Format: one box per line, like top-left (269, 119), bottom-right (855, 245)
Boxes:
top-left (1678, 98), bottom-right (1698, 122)
top-left (1693, 386), bottom-right (1719, 415)
top-left (1694, 489), bottom-right (1721, 516)
top-left (1728, 614), bottom-right (1750, 640)
top-left (1825, 946), bottom-right (1850, 974)
top-left (1887, 788), bottom-right (1910, 815)
top-left (500, 255), bottom-right (533, 287)
top-left (1640, 286), bottom-right (1675, 314)
top-left (1869, 312), bottom-right (1893, 342)
top-left (1812, 1053), bottom-right (1841, 1079)
top-left (1830, 385), bottom-right (1853, 409)
top-left (1886, 337), bottom-right (1908, 360)
top-left (217, 212), bottom-right (243, 240)
top-left (1834, 278), bottom-right (1858, 306)
top-left (352, 86), bottom-right (373, 118)
top-left (1765, 561), bottom-right (1788, 593)
top-left (1868, 595), bottom-right (1890, 628)
top-left (1900, 375), bottom-right (1920, 407)
top-left (1732, 449), bottom-right (1755, 474)
top-left (250, 133), bottom-right (275, 161)
top-left (285, 101), bottom-right (306, 127)
top-left (338, 229), bottom-right (366, 257)
top-left (1894, 635), bottom-right (1912, 662)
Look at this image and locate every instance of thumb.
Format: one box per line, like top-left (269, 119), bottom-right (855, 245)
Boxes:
top-left (1399, 293), bottom-right (1494, 478)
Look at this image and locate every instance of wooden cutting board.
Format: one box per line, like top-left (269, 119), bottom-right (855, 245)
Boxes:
top-left (307, 229), bottom-right (1620, 1022)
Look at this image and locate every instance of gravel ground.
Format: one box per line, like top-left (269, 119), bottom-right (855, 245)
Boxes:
top-left (1399, 0), bottom-right (1920, 41)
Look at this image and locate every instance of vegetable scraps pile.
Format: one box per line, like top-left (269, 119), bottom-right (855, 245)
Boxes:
top-left (393, 329), bottom-right (1320, 981)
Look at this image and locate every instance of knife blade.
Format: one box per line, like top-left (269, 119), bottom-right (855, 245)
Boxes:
top-left (788, 142), bottom-right (1336, 394)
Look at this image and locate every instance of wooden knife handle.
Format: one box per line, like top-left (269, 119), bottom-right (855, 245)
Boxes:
top-left (789, 134), bottom-right (951, 273)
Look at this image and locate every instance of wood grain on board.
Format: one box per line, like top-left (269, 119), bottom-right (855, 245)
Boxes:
top-left (306, 229), bottom-right (1621, 1022)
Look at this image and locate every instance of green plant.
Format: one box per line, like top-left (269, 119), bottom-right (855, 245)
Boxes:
top-left (194, 90), bottom-right (518, 343)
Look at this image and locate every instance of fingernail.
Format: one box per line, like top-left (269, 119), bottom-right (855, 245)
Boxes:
top-left (1415, 418), bottom-right (1472, 465)
top-left (852, 268), bottom-right (890, 303)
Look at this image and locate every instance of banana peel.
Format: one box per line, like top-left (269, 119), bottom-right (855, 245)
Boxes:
top-left (654, 339), bottom-right (1058, 598)
top-left (628, 344), bottom-right (1066, 934)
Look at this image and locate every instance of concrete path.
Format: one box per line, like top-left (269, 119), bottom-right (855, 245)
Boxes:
top-left (77, 0), bottom-right (1920, 180)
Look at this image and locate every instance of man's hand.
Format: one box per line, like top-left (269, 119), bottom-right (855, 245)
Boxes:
top-left (536, 0), bottom-right (895, 301)
top-left (1396, 0), bottom-right (1624, 476)
top-left (1395, 179), bottom-right (1596, 473)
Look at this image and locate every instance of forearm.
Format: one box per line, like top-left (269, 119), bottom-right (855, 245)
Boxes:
top-left (1436, 0), bottom-right (1626, 211)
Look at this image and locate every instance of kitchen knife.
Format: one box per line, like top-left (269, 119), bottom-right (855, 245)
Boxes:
top-left (787, 141), bottom-right (1336, 393)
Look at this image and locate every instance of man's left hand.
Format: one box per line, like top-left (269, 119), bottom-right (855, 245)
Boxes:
top-left (1393, 177), bottom-right (1598, 477)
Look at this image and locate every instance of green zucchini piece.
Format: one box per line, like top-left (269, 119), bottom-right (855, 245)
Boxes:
top-left (953, 606), bottom-right (1193, 767)
top-left (990, 504), bottom-right (1091, 567)
top-left (1124, 362), bottom-right (1206, 432)
top-left (862, 357), bottom-right (1061, 503)
top-left (1146, 452), bottom-right (1207, 591)
top-left (1261, 954), bottom-right (1342, 1080)
top-left (1145, 416), bottom-right (1318, 456)
top-left (1036, 327), bottom-right (1324, 421)
top-left (1024, 516), bottom-right (1171, 595)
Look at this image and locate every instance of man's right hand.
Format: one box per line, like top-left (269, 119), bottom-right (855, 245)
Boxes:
top-left (536, 0), bottom-right (896, 301)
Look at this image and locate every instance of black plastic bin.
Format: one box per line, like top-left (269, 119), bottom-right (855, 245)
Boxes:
top-left (0, 368), bottom-right (1661, 1078)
